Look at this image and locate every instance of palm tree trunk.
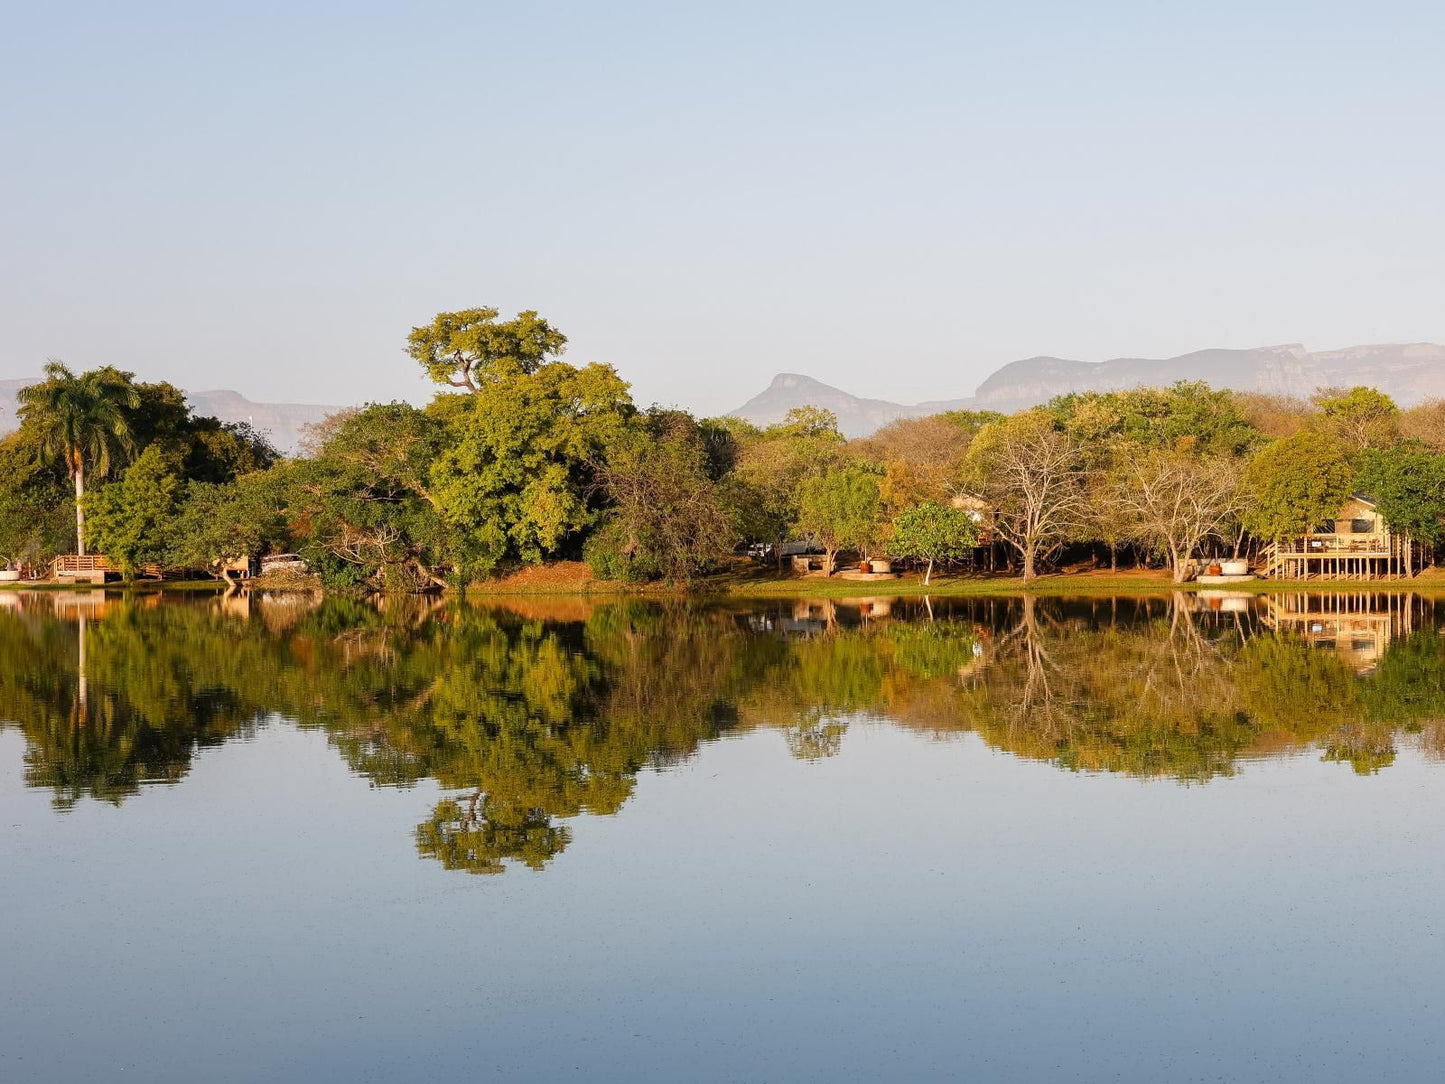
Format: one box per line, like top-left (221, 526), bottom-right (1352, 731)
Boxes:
top-left (74, 460), bottom-right (86, 556)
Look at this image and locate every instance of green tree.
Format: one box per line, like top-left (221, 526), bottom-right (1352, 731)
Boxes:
top-left (407, 307), bottom-right (568, 392)
top-left (16, 361), bottom-right (141, 555)
top-left (731, 407), bottom-right (846, 565)
top-left (0, 430), bottom-right (73, 570)
top-left (1313, 386), bottom-right (1399, 451)
top-left (83, 446), bottom-right (183, 575)
top-left (1240, 430), bottom-right (1354, 541)
top-left (796, 465), bottom-right (881, 574)
top-left (289, 404), bottom-right (456, 589)
top-left (430, 360), bottom-right (635, 574)
top-left (588, 410), bottom-right (738, 583)
top-left (1051, 382), bottom-right (1258, 458)
top-left (1357, 442), bottom-right (1445, 546)
top-left (170, 468), bottom-right (295, 578)
top-left (889, 500), bottom-right (980, 584)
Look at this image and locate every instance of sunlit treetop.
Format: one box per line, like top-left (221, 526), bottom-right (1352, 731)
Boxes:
top-left (407, 307), bottom-right (569, 393)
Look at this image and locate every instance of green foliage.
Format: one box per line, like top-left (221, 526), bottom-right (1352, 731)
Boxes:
top-left (1240, 429), bottom-right (1355, 539)
top-left (124, 380), bottom-right (277, 483)
top-left (288, 404), bottom-right (454, 589)
top-left (1051, 381), bottom-right (1259, 457)
top-left (170, 468), bottom-right (295, 572)
top-left (407, 307), bottom-right (568, 392)
top-left (797, 465), bottom-right (882, 564)
top-left (83, 447), bottom-right (183, 574)
top-left (731, 407), bottom-right (847, 551)
top-left (590, 410), bottom-right (737, 582)
top-left (17, 360), bottom-right (141, 481)
top-left (582, 519), bottom-right (646, 582)
top-left (889, 500), bottom-right (981, 582)
top-left (1357, 442), bottom-right (1445, 545)
top-left (0, 431), bottom-right (72, 567)
top-left (1313, 386), bottom-right (1399, 451)
top-left (430, 361), bottom-right (634, 575)
top-left (937, 409), bottom-right (1007, 438)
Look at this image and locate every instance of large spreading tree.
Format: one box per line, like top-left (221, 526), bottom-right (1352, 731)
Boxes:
top-left (965, 410), bottom-right (1087, 581)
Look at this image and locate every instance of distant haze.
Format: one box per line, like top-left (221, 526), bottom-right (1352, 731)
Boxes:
top-left (0, 379), bottom-right (335, 455)
top-left (7, 340), bottom-right (1440, 449)
top-left (730, 342), bottom-right (1445, 437)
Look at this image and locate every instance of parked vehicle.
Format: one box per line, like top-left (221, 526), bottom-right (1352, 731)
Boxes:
top-left (259, 553), bottom-right (310, 575)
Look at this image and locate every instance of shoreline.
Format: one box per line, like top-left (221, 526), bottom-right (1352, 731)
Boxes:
top-left (7, 570), bottom-right (1445, 598)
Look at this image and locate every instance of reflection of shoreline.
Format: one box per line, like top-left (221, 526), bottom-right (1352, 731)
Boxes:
top-left (4, 592), bottom-right (1445, 875)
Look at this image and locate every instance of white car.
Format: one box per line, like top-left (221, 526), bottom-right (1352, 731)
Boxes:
top-left (259, 553), bottom-right (310, 574)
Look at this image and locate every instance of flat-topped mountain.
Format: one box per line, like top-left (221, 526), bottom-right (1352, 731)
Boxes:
top-left (0, 380), bottom-right (337, 455)
top-left (731, 343), bottom-right (1445, 436)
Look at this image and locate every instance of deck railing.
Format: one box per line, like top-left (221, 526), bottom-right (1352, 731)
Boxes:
top-left (1275, 535), bottom-right (1392, 556)
top-left (53, 555), bottom-right (117, 575)
top-left (52, 555), bottom-right (163, 579)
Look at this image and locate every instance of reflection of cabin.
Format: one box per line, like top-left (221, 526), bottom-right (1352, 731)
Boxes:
top-left (1260, 495), bottom-right (1416, 580)
top-left (1259, 592), bottom-right (1417, 675)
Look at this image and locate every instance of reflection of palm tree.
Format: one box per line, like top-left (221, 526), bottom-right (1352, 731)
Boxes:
top-left (76, 613), bottom-right (88, 726)
top-left (16, 361), bottom-right (140, 555)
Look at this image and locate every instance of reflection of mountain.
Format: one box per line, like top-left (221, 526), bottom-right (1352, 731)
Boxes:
top-left (2, 592), bottom-right (1444, 871)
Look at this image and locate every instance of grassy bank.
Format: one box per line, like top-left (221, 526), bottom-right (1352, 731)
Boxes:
top-left (462, 561), bottom-right (1445, 599)
top-left (11, 567), bottom-right (1443, 600)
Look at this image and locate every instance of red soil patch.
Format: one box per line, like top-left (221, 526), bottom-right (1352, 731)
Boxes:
top-left (474, 561), bottom-right (596, 592)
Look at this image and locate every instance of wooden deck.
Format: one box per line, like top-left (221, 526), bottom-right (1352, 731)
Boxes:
top-left (52, 555), bottom-right (163, 583)
top-left (1261, 534), bottom-right (1416, 580)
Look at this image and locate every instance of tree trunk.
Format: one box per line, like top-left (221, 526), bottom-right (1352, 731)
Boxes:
top-left (823, 548), bottom-right (835, 576)
top-left (1022, 547), bottom-right (1035, 581)
top-left (924, 557), bottom-right (933, 586)
top-left (74, 461), bottom-right (86, 556)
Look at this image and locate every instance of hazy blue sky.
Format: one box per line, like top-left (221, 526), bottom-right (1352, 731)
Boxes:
top-left (3, 2), bottom-right (1443, 413)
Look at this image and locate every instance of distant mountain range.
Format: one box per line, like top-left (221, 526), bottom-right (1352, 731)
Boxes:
top-left (731, 343), bottom-right (1445, 437)
top-left (0, 379), bottom-right (337, 454)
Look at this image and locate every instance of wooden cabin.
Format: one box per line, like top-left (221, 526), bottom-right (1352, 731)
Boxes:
top-left (949, 494), bottom-right (996, 544)
top-left (1260, 495), bottom-right (1417, 580)
top-left (949, 494), bottom-right (1000, 571)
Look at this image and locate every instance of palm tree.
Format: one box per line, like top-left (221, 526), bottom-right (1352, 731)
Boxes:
top-left (17, 361), bottom-right (141, 556)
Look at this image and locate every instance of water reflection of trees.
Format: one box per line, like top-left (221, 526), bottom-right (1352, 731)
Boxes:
top-left (3, 590), bottom-right (1445, 872)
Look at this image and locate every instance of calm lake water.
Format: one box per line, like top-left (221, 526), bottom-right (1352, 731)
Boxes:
top-left (2, 588), bottom-right (1444, 1082)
